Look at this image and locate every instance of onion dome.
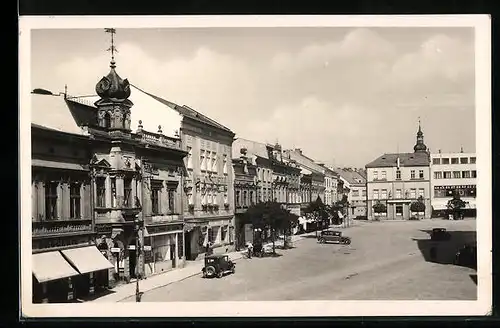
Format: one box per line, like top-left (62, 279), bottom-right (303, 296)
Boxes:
top-left (413, 122), bottom-right (428, 153)
top-left (95, 60), bottom-right (131, 102)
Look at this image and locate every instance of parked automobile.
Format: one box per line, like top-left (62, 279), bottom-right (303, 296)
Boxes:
top-left (454, 244), bottom-right (477, 269)
top-left (318, 230), bottom-right (351, 245)
top-left (431, 228), bottom-right (451, 241)
top-left (201, 254), bottom-right (235, 278)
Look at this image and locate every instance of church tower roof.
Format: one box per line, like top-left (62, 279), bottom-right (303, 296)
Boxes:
top-left (413, 118), bottom-right (428, 153)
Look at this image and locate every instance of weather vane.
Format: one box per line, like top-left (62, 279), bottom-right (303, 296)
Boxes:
top-left (104, 28), bottom-right (118, 63)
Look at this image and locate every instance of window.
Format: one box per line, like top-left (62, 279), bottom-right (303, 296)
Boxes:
top-left (453, 171), bottom-right (461, 179)
top-left (96, 178), bottom-right (105, 207)
top-left (434, 172), bottom-right (442, 179)
top-left (395, 189), bottom-right (402, 199)
top-left (352, 190), bottom-right (359, 197)
top-left (236, 190), bottom-right (241, 207)
top-left (444, 171), bottom-right (452, 179)
top-left (124, 178), bottom-right (132, 207)
top-left (223, 154), bottom-right (228, 174)
top-left (462, 171), bottom-right (471, 178)
top-left (212, 153), bottom-right (218, 172)
top-left (418, 188), bottom-right (425, 198)
top-left (200, 150), bottom-right (206, 171)
top-left (381, 189), bottom-right (387, 199)
top-left (381, 171), bottom-right (387, 180)
top-left (410, 170), bottom-right (415, 179)
top-left (69, 183), bottom-right (81, 219)
top-left (168, 189), bottom-right (175, 213)
top-left (470, 157), bottom-right (476, 164)
top-left (224, 192), bottom-right (228, 205)
top-left (151, 184), bottom-right (161, 215)
top-left (250, 191), bottom-right (254, 205)
top-left (419, 170), bottom-right (424, 179)
top-left (410, 188), bottom-right (416, 199)
top-left (451, 158), bottom-right (459, 164)
top-left (187, 147), bottom-right (193, 169)
top-left (111, 178), bottom-right (117, 208)
top-left (434, 189), bottom-right (442, 198)
top-left (373, 171), bottom-right (378, 180)
top-left (472, 170), bottom-right (477, 178)
top-left (396, 205), bottom-right (403, 216)
top-left (362, 190), bottom-right (367, 197)
top-left (396, 169), bottom-right (401, 180)
top-left (373, 189), bottom-right (379, 199)
top-left (460, 157), bottom-right (469, 164)
top-left (243, 190), bottom-right (248, 207)
top-left (45, 182), bottom-right (58, 220)
top-left (432, 158), bottom-right (440, 165)
top-left (221, 226), bottom-right (228, 242)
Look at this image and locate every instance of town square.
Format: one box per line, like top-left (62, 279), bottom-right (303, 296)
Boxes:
top-left (22, 20), bottom-right (485, 308)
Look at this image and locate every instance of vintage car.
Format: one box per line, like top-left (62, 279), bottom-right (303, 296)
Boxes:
top-left (201, 254), bottom-right (236, 278)
top-left (431, 228), bottom-right (451, 241)
top-left (454, 244), bottom-right (477, 269)
top-left (318, 230), bottom-right (351, 245)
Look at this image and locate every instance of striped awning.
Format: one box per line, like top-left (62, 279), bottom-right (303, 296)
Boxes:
top-left (61, 246), bottom-right (114, 274)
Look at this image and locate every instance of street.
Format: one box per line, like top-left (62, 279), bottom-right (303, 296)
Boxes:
top-left (123, 219), bottom-right (477, 302)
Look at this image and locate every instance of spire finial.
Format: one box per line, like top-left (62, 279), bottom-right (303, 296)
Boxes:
top-left (64, 84), bottom-right (67, 98)
top-left (105, 28), bottom-right (118, 68)
top-left (418, 116), bottom-right (422, 132)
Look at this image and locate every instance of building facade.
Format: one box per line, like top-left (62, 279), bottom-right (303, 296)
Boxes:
top-left (232, 148), bottom-right (258, 249)
top-left (365, 124), bottom-right (431, 220)
top-left (331, 168), bottom-right (367, 220)
top-left (430, 151), bottom-right (477, 217)
top-left (31, 95), bottom-right (114, 303)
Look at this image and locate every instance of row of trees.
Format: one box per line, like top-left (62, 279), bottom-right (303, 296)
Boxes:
top-left (242, 196), bottom-right (350, 253)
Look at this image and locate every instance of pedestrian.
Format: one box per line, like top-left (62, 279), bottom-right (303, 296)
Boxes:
top-left (247, 241), bottom-right (253, 259)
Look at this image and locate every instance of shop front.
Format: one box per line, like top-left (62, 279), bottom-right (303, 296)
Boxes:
top-left (143, 223), bottom-right (184, 276)
top-left (32, 246), bottom-right (113, 303)
top-left (207, 217), bottom-right (234, 254)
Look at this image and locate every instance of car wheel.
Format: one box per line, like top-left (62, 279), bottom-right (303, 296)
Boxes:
top-left (231, 267), bottom-right (235, 274)
top-left (217, 271), bottom-right (223, 278)
top-left (344, 239), bottom-right (351, 245)
top-left (206, 266), bottom-right (215, 277)
top-left (319, 238), bottom-right (326, 244)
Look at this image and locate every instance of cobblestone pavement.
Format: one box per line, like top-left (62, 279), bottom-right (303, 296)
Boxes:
top-left (123, 219), bottom-right (477, 302)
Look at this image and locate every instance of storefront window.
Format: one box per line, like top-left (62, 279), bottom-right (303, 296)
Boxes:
top-left (70, 183), bottom-right (81, 219)
top-left (44, 182), bottom-right (58, 220)
top-left (396, 205), bottom-right (403, 216)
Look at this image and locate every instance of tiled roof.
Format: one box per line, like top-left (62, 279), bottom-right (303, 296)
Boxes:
top-left (330, 168), bottom-right (366, 185)
top-left (132, 85), bottom-right (234, 134)
top-left (31, 93), bottom-right (88, 136)
top-left (365, 152), bottom-right (430, 168)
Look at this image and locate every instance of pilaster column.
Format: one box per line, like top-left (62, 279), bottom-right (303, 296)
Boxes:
top-left (116, 175), bottom-right (124, 208)
top-left (32, 181), bottom-right (37, 221)
top-left (38, 181), bottom-right (45, 220)
top-left (175, 233), bottom-right (179, 259)
top-left (136, 179), bottom-right (142, 207)
top-left (79, 183), bottom-right (84, 219)
top-left (105, 176), bottom-right (111, 208)
top-left (131, 177), bottom-right (137, 206)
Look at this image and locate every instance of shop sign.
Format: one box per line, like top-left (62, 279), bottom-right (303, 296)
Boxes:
top-left (144, 245), bottom-right (152, 251)
top-left (128, 245), bottom-right (136, 250)
top-left (111, 247), bottom-right (121, 253)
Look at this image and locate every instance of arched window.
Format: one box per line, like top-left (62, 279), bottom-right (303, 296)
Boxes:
top-left (104, 112), bottom-right (111, 128)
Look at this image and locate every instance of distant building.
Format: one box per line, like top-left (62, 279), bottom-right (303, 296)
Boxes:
top-left (430, 150), bottom-right (477, 217)
top-left (330, 168), bottom-right (367, 219)
top-left (365, 123), bottom-right (431, 220)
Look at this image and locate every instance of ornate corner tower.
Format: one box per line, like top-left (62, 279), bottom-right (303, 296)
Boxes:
top-left (94, 29), bottom-right (133, 131)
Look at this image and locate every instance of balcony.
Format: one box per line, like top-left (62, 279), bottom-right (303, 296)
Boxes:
top-left (32, 219), bottom-right (93, 239)
top-left (135, 130), bottom-right (182, 150)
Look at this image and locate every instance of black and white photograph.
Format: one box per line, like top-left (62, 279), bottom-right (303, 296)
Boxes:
top-left (19, 15), bottom-right (491, 317)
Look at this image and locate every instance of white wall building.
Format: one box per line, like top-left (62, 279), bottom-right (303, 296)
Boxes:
top-left (430, 151), bottom-right (477, 216)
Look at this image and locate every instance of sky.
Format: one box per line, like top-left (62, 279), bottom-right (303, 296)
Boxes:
top-left (31, 27), bottom-right (475, 168)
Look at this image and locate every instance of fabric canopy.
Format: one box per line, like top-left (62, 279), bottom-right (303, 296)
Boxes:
top-left (32, 251), bottom-right (80, 283)
top-left (61, 246), bottom-right (114, 274)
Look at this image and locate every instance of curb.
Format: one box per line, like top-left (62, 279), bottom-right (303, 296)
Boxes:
top-left (115, 235), bottom-right (314, 302)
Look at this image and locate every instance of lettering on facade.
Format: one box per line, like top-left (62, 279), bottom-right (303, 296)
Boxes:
top-left (147, 224), bottom-right (183, 235)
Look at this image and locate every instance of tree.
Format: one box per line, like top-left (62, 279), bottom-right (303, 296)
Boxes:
top-left (410, 196), bottom-right (426, 219)
top-left (447, 190), bottom-right (466, 220)
top-left (244, 201), bottom-right (297, 254)
top-left (373, 200), bottom-right (387, 217)
top-left (304, 196), bottom-right (330, 236)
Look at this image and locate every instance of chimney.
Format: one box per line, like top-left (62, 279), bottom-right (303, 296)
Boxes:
top-left (438, 149), bottom-right (441, 154)
top-left (460, 146), bottom-right (464, 153)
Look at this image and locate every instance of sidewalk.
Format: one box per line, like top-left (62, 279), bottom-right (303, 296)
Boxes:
top-left (91, 232), bottom-right (318, 303)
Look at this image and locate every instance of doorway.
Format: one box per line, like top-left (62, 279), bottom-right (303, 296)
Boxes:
top-left (129, 248), bottom-right (137, 278)
top-left (184, 232), bottom-right (192, 260)
top-left (170, 244), bottom-right (176, 268)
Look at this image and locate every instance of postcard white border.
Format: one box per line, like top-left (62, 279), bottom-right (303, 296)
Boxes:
top-left (19, 15), bottom-right (492, 318)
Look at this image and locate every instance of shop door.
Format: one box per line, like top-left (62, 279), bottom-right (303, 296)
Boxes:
top-left (184, 232), bottom-right (192, 260)
top-left (129, 249), bottom-right (137, 278)
top-left (170, 244), bottom-right (176, 268)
